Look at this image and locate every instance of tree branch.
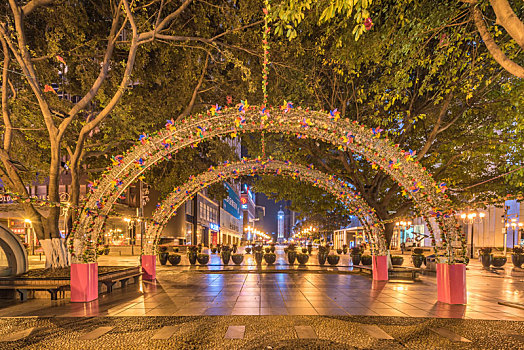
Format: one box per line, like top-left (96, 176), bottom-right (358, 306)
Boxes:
top-left (490, 0), bottom-right (524, 50)
top-left (21, 0), bottom-right (54, 16)
top-left (176, 53), bottom-right (209, 120)
top-left (471, 3), bottom-right (524, 78)
top-left (0, 36), bottom-right (12, 153)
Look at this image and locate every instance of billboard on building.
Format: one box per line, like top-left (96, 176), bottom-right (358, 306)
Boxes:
top-left (223, 183), bottom-right (241, 218)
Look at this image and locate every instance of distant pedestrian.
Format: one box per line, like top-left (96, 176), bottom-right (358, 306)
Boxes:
top-left (400, 242), bottom-right (405, 254)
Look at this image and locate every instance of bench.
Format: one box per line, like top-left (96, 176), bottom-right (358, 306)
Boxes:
top-left (0, 284), bottom-right (68, 301)
top-left (389, 267), bottom-right (421, 281)
top-left (351, 265), bottom-right (373, 275)
top-left (99, 271), bottom-right (141, 293)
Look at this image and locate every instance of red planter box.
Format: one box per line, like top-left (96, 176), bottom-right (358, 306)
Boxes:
top-left (437, 263), bottom-right (467, 304)
top-left (70, 263), bottom-right (98, 302)
top-left (141, 255), bottom-right (156, 281)
top-left (372, 255), bottom-right (388, 281)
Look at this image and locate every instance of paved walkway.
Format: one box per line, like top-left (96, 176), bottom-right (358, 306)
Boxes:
top-left (0, 315), bottom-right (522, 349)
top-left (0, 266), bottom-right (523, 320)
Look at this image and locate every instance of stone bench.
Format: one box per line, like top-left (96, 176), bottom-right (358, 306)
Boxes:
top-left (99, 271), bottom-right (141, 293)
top-left (0, 284), bottom-right (68, 301)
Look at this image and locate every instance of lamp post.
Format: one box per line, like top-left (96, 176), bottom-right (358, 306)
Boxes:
top-left (395, 220), bottom-right (412, 249)
top-left (24, 218), bottom-right (33, 255)
top-left (459, 210), bottom-right (485, 258)
top-left (505, 218), bottom-right (523, 254)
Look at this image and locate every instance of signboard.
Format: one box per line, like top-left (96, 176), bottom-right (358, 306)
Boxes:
top-left (223, 183), bottom-right (241, 218)
top-left (240, 196), bottom-right (248, 210)
top-left (210, 223), bottom-right (219, 231)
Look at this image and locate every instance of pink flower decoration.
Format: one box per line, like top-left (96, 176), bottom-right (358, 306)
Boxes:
top-left (364, 17), bottom-right (373, 31)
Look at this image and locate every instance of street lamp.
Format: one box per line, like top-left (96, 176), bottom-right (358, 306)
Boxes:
top-left (24, 219), bottom-right (34, 255)
top-left (395, 220), bottom-right (412, 249)
top-left (459, 209), bottom-right (485, 258)
top-left (505, 218), bottom-right (523, 254)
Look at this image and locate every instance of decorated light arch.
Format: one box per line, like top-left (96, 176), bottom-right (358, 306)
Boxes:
top-left (70, 104), bottom-right (460, 265)
top-left (143, 158), bottom-right (386, 255)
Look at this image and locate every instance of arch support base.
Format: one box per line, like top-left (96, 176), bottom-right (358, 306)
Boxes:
top-left (372, 255), bottom-right (388, 281)
top-left (437, 263), bottom-right (467, 304)
top-left (141, 255), bottom-right (156, 281)
top-left (71, 263), bottom-right (98, 302)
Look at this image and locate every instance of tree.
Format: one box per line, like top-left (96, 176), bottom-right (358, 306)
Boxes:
top-left (245, 0), bottom-right (522, 245)
top-left (0, 0), bottom-right (264, 267)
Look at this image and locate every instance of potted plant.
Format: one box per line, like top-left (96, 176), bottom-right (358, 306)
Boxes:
top-left (307, 243), bottom-right (313, 255)
top-left (232, 244), bottom-right (238, 253)
top-left (264, 252), bottom-right (276, 265)
top-left (480, 247), bottom-right (492, 268)
top-left (327, 254), bottom-right (340, 266)
top-left (287, 244), bottom-right (297, 264)
top-left (391, 256), bottom-right (404, 266)
top-left (173, 247), bottom-right (179, 253)
top-left (103, 244), bottom-right (110, 255)
top-left (491, 255), bottom-right (507, 267)
top-left (158, 246), bottom-right (169, 265)
top-left (361, 255), bottom-right (372, 265)
top-left (197, 243), bottom-right (203, 253)
top-left (336, 248), bottom-right (343, 254)
top-left (351, 247), bottom-right (362, 265)
top-left (297, 253), bottom-right (309, 265)
top-left (217, 244), bottom-right (222, 254)
top-left (254, 245), bottom-right (264, 265)
top-left (168, 254), bottom-right (181, 266)
top-left (232, 253), bottom-right (244, 265)
top-left (211, 247), bottom-right (217, 254)
top-left (221, 245), bottom-right (231, 265)
top-left (270, 243), bottom-right (276, 253)
top-left (187, 245), bottom-right (198, 265)
top-left (318, 245), bottom-right (329, 266)
top-left (512, 246), bottom-right (523, 268)
top-left (245, 247), bottom-right (252, 254)
top-left (412, 248), bottom-right (425, 268)
top-left (301, 247), bottom-right (308, 254)
top-left (197, 253), bottom-right (210, 265)
top-left (342, 244), bottom-right (348, 255)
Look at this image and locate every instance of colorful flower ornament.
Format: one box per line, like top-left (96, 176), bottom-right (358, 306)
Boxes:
top-left (329, 109), bottom-right (340, 122)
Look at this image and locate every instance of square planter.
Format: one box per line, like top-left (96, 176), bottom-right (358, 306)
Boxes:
top-left (141, 255), bottom-right (156, 281)
top-left (437, 263), bottom-right (466, 304)
top-left (71, 263), bottom-right (98, 302)
top-left (372, 255), bottom-right (388, 281)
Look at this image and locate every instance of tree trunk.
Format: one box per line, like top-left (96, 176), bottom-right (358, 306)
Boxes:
top-left (39, 140), bottom-right (69, 268)
top-left (383, 222), bottom-right (395, 249)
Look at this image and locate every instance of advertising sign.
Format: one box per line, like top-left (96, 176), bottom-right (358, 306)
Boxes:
top-left (223, 183), bottom-right (241, 218)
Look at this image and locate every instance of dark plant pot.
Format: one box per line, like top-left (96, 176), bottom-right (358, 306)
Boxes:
top-left (168, 254), bottom-right (181, 266)
top-left (217, 247), bottom-right (222, 253)
top-left (297, 253), bottom-right (309, 265)
top-left (301, 248), bottom-right (308, 254)
top-left (342, 248), bottom-right (348, 255)
top-left (412, 255), bottom-right (424, 268)
top-left (287, 251), bottom-right (296, 265)
top-left (232, 254), bottom-right (244, 265)
top-left (307, 245), bottom-right (313, 254)
top-left (104, 248), bottom-right (110, 255)
top-left (265, 247), bottom-right (271, 254)
top-left (232, 246), bottom-right (238, 254)
top-left (491, 256), bottom-right (507, 267)
top-left (221, 251), bottom-right (231, 265)
top-left (264, 253), bottom-right (276, 265)
top-left (188, 252), bottom-right (197, 265)
top-left (336, 249), bottom-right (343, 254)
top-left (361, 256), bottom-right (372, 266)
top-left (254, 251), bottom-right (264, 265)
top-left (351, 253), bottom-right (361, 265)
top-left (197, 254), bottom-right (209, 265)
top-left (480, 254), bottom-right (492, 268)
top-left (245, 247), bottom-right (252, 254)
top-left (318, 252), bottom-right (328, 266)
top-left (391, 256), bottom-right (404, 266)
top-left (211, 248), bottom-right (217, 254)
top-left (327, 255), bottom-right (340, 266)
top-left (270, 246), bottom-right (276, 253)
top-left (511, 254), bottom-right (524, 268)
top-left (159, 252), bottom-right (169, 265)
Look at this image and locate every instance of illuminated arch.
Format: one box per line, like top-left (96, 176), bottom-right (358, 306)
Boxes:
top-left (142, 158), bottom-right (386, 255)
top-left (71, 104), bottom-right (459, 263)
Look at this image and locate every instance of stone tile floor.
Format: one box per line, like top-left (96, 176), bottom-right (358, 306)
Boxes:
top-left (0, 267), bottom-right (522, 320)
